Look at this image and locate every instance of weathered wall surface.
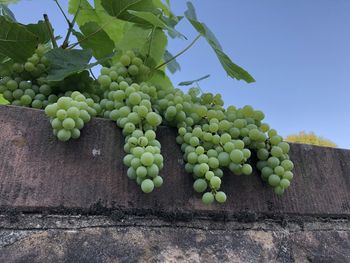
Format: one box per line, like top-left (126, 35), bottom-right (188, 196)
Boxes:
top-left (0, 105), bottom-right (349, 263)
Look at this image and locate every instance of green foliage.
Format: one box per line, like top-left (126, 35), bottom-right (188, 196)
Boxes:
top-left (45, 48), bottom-right (93, 81)
top-left (285, 131), bottom-right (337, 148)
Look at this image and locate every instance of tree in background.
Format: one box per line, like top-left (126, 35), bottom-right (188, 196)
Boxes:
top-left (285, 131), bottom-right (337, 147)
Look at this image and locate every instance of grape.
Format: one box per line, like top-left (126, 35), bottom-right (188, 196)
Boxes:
top-left (210, 176), bottom-right (221, 189)
top-left (62, 118), bottom-right (75, 130)
top-left (230, 149), bottom-right (244, 164)
top-left (215, 191), bottom-right (227, 203)
top-left (57, 129), bottom-right (71, 142)
top-left (202, 192), bottom-right (214, 204)
top-left (153, 176), bottom-right (163, 188)
top-left (141, 179), bottom-right (154, 193)
top-left (268, 174), bottom-right (281, 187)
top-left (141, 152), bottom-right (154, 166)
top-left (280, 178), bottom-right (291, 189)
top-left (242, 164), bottom-right (252, 175)
top-left (193, 179), bottom-right (208, 193)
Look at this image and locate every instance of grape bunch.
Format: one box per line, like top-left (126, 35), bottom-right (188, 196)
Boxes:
top-left (44, 91), bottom-right (99, 141)
top-left (0, 45), bottom-right (53, 108)
top-left (95, 52), bottom-right (164, 193)
top-left (153, 85), bottom-right (294, 204)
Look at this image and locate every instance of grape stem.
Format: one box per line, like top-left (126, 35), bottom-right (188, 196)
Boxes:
top-left (53, 0), bottom-right (70, 27)
top-left (59, 0), bottom-right (82, 49)
top-left (43, 14), bottom-right (58, 48)
top-left (154, 34), bottom-right (201, 70)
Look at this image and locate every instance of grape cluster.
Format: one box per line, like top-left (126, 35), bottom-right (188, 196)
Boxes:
top-left (0, 45), bottom-right (56, 108)
top-left (153, 86), bottom-right (294, 204)
top-left (44, 91), bottom-right (99, 141)
top-left (96, 52), bottom-right (164, 193)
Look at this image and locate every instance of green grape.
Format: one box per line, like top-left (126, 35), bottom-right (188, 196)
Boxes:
top-left (57, 129), bottom-right (71, 142)
top-left (141, 179), bottom-right (154, 193)
top-left (202, 192), bottom-right (214, 204)
top-left (193, 179), bottom-right (208, 193)
top-left (62, 118), bottom-right (75, 130)
top-left (218, 152), bottom-right (230, 166)
top-left (147, 164), bottom-right (159, 178)
top-left (283, 171), bottom-right (294, 180)
top-left (281, 160), bottom-right (294, 171)
top-left (242, 164), bottom-right (253, 175)
top-left (31, 100), bottom-right (43, 109)
top-left (71, 128), bottom-right (81, 139)
top-left (136, 166), bottom-right (147, 178)
top-left (230, 149), bottom-right (244, 164)
top-left (274, 166), bottom-right (285, 176)
top-left (141, 152), bottom-right (154, 166)
top-left (280, 178), bottom-right (291, 189)
top-left (268, 174), bottom-right (280, 187)
top-left (215, 191), bottom-right (227, 203)
top-left (153, 176), bottom-right (163, 188)
top-left (127, 167), bottom-right (137, 180)
top-left (210, 176), bottom-right (221, 189)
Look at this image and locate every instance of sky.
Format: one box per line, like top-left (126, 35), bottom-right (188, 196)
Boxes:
top-left (7, 0), bottom-right (350, 149)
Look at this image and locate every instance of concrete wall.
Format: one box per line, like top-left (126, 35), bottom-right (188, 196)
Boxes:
top-left (0, 105), bottom-right (349, 263)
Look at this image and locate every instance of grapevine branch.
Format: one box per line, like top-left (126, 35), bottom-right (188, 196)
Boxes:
top-left (155, 34), bottom-right (201, 70)
top-left (58, 0), bottom-right (82, 49)
top-left (43, 14), bottom-right (58, 48)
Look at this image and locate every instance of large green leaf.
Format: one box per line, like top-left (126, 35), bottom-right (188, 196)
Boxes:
top-left (24, 21), bottom-right (51, 44)
top-left (185, 2), bottom-right (255, 83)
top-left (45, 48), bottom-right (93, 81)
top-left (164, 50), bottom-right (180, 74)
top-left (73, 22), bottom-right (114, 60)
top-left (0, 16), bottom-right (38, 62)
top-left (115, 24), bottom-right (167, 68)
top-left (178, 74), bottom-right (210, 86)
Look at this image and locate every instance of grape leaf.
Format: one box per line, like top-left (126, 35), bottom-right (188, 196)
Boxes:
top-left (0, 94), bottom-right (9, 105)
top-left (0, 16), bottom-right (38, 62)
top-left (148, 69), bottom-right (173, 89)
top-left (0, 4), bottom-right (16, 22)
top-left (185, 2), bottom-right (255, 83)
top-left (45, 48), bottom-right (93, 81)
top-left (178, 74), bottom-right (210, 86)
top-left (72, 22), bottom-right (115, 60)
top-left (164, 50), bottom-right (180, 74)
top-left (24, 21), bottom-right (51, 44)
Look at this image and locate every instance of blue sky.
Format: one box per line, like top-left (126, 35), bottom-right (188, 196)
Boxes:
top-left (8, 0), bottom-right (350, 149)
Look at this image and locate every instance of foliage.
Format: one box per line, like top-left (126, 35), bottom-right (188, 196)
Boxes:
top-left (285, 131), bottom-right (337, 148)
